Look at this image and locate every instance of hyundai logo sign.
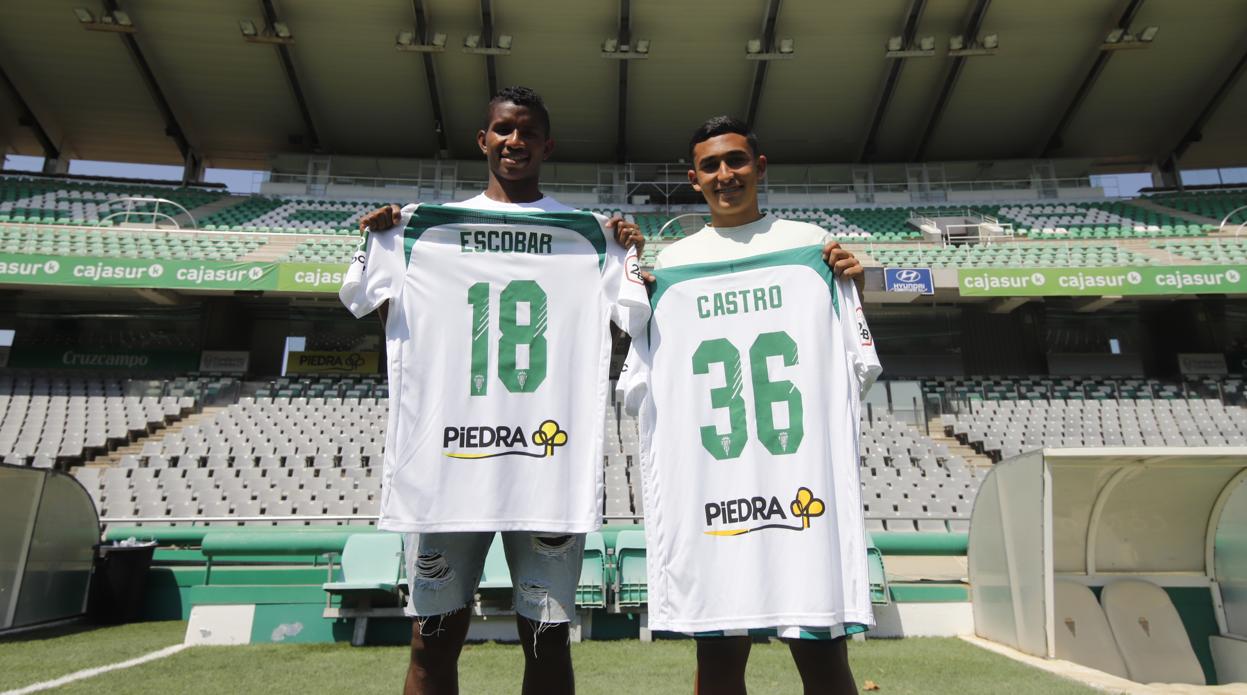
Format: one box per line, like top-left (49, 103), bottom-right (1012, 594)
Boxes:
top-left (884, 267), bottom-right (934, 295)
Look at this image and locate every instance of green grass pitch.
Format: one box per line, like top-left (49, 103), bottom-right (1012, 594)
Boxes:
top-left (2, 621), bottom-right (1098, 694)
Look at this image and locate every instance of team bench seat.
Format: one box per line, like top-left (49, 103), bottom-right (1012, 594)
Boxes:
top-left (322, 533), bottom-right (405, 646)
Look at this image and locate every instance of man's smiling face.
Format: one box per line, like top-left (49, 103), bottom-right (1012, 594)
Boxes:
top-left (478, 101), bottom-right (553, 183)
top-left (688, 132), bottom-right (766, 221)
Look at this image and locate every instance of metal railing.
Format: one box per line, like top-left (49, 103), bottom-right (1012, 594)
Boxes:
top-left (255, 170), bottom-right (1113, 205)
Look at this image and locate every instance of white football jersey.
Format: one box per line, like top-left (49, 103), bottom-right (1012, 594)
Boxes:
top-left (634, 244), bottom-right (881, 635)
top-left (340, 202), bottom-right (648, 533)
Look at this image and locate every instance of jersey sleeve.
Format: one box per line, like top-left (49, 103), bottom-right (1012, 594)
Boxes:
top-left (837, 277), bottom-right (882, 398)
top-left (338, 205), bottom-right (414, 318)
top-left (616, 341), bottom-right (650, 417)
top-left (599, 215), bottom-right (651, 337)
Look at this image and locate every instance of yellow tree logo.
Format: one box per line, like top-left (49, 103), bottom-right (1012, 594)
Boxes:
top-left (790, 487), bottom-right (825, 529)
top-left (531, 420), bottom-right (569, 457)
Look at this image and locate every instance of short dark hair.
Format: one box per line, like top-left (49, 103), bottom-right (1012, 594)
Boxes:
top-left (689, 116), bottom-right (759, 162)
top-left (486, 85), bottom-right (551, 136)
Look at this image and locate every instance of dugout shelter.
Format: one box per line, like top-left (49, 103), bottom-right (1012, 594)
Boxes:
top-left (969, 447), bottom-right (1247, 686)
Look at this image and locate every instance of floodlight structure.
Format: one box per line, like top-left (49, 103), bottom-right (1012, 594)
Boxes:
top-left (885, 35), bottom-right (935, 59)
top-left (1102, 25), bottom-right (1158, 51)
top-left (77, 7), bottom-right (137, 33)
top-left (745, 36), bottom-right (796, 61)
top-left (948, 33), bottom-right (1000, 57)
top-left (396, 28), bottom-right (446, 53)
top-left (464, 33), bottom-right (511, 55)
top-left (604, 35), bottom-right (649, 59)
top-left (240, 17), bottom-right (294, 45)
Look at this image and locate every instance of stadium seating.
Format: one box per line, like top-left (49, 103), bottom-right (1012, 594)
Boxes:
top-left (994, 201), bottom-right (1201, 238)
top-left (200, 197), bottom-right (367, 235)
top-left (0, 376), bottom-right (204, 466)
top-left (947, 396), bottom-right (1245, 462)
top-left (0, 176), bottom-right (224, 226)
top-left (868, 242), bottom-right (1153, 268)
top-left (1153, 238), bottom-right (1247, 264)
top-left (614, 529), bottom-right (648, 608)
top-left (0, 225), bottom-right (265, 261)
top-left (1148, 189), bottom-right (1247, 225)
top-left (75, 394), bottom-right (384, 524)
top-left (282, 237), bottom-right (361, 263)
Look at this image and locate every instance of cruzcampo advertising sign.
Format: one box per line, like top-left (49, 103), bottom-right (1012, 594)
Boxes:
top-left (958, 266), bottom-right (1247, 297)
top-left (0, 254), bottom-right (347, 294)
top-left (7, 348), bottom-right (199, 371)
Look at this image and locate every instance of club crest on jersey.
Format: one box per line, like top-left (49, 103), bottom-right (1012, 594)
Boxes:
top-left (703, 487), bottom-right (825, 536)
top-left (443, 419), bottom-right (568, 459)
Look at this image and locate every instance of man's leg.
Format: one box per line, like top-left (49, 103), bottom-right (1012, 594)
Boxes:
top-left (694, 636), bottom-right (751, 695)
top-left (402, 532), bottom-right (492, 695)
top-left (406, 609), bottom-right (471, 695)
top-left (502, 532), bottom-right (586, 695)
top-left (786, 637), bottom-right (858, 695)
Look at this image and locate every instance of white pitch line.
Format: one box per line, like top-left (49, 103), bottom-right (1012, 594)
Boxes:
top-left (1, 643), bottom-right (189, 695)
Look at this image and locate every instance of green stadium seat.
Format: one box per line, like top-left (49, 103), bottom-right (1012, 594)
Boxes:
top-left (614, 530), bottom-right (647, 608)
top-left (576, 532), bottom-right (607, 608)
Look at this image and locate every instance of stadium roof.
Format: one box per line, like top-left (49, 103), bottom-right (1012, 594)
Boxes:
top-left (0, 0), bottom-right (1244, 171)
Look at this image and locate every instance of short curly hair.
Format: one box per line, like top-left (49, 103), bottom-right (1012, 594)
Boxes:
top-left (486, 86), bottom-right (551, 136)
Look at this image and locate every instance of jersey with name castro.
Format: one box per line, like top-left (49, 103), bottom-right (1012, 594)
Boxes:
top-left (340, 200), bottom-right (648, 533)
top-left (634, 244), bottom-right (881, 635)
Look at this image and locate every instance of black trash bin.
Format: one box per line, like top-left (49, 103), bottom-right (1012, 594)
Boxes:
top-left (89, 540), bottom-right (157, 624)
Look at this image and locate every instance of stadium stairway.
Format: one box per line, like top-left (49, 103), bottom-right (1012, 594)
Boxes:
top-left (179, 195), bottom-right (253, 229)
top-left (1128, 196), bottom-right (1220, 227)
top-left (924, 415), bottom-right (994, 469)
top-left (238, 235), bottom-right (308, 262)
top-left (1118, 238), bottom-right (1201, 265)
top-left (92, 405), bottom-right (229, 468)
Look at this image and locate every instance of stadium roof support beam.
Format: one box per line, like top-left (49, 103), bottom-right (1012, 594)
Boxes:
top-left (857, 0), bottom-right (927, 162)
top-left (102, 0), bottom-right (200, 181)
top-left (614, 0), bottom-right (631, 164)
top-left (1075, 295), bottom-right (1122, 313)
top-left (0, 62), bottom-right (60, 164)
top-left (744, 0), bottom-right (782, 130)
top-left (412, 0), bottom-right (450, 156)
top-left (988, 297), bottom-right (1032, 314)
top-left (1165, 41), bottom-right (1247, 166)
top-left (911, 0), bottom-right (990, 161)
top-left (479, 0), bottom-right (498, 99)
top-left (259, 0), bottom-right (320, 152)
top-left (1038, 0), bottom-right (1145, 158)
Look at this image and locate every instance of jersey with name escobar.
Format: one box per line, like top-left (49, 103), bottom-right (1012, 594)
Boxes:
top-left (340, 202), bottom-right (648, 533)
top-left (634, 244), bottom-right (881, 634)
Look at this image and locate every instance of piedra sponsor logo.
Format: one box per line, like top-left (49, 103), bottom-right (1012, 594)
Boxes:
top-left (0, 259), bottom-right (59, 278)
top-left (294, 351), bottom-right (367, 372)
top-left (703, 487), bottom-right (825, 537)
top-left (60, 350), bottom-right (149, 368)
top-left (175, 265), bottom-right (266, 285)
top-left (443, 419), bottom-right (568, 459)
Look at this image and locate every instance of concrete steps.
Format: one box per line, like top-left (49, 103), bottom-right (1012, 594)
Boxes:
top-left (180, 195), bottom-right (254, 229)
top-left (1128, 196), bottom-right (1219, 226)
top-left (93, 406), bottom-right (228, 468)
top-left (925, 416), bottom-right (994, 469)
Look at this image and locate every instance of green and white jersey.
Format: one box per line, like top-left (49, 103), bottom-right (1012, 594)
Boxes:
top-left (340, 199), bottom-right (648, 533)
top-left (635, 244), bottom-right (880, 635)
